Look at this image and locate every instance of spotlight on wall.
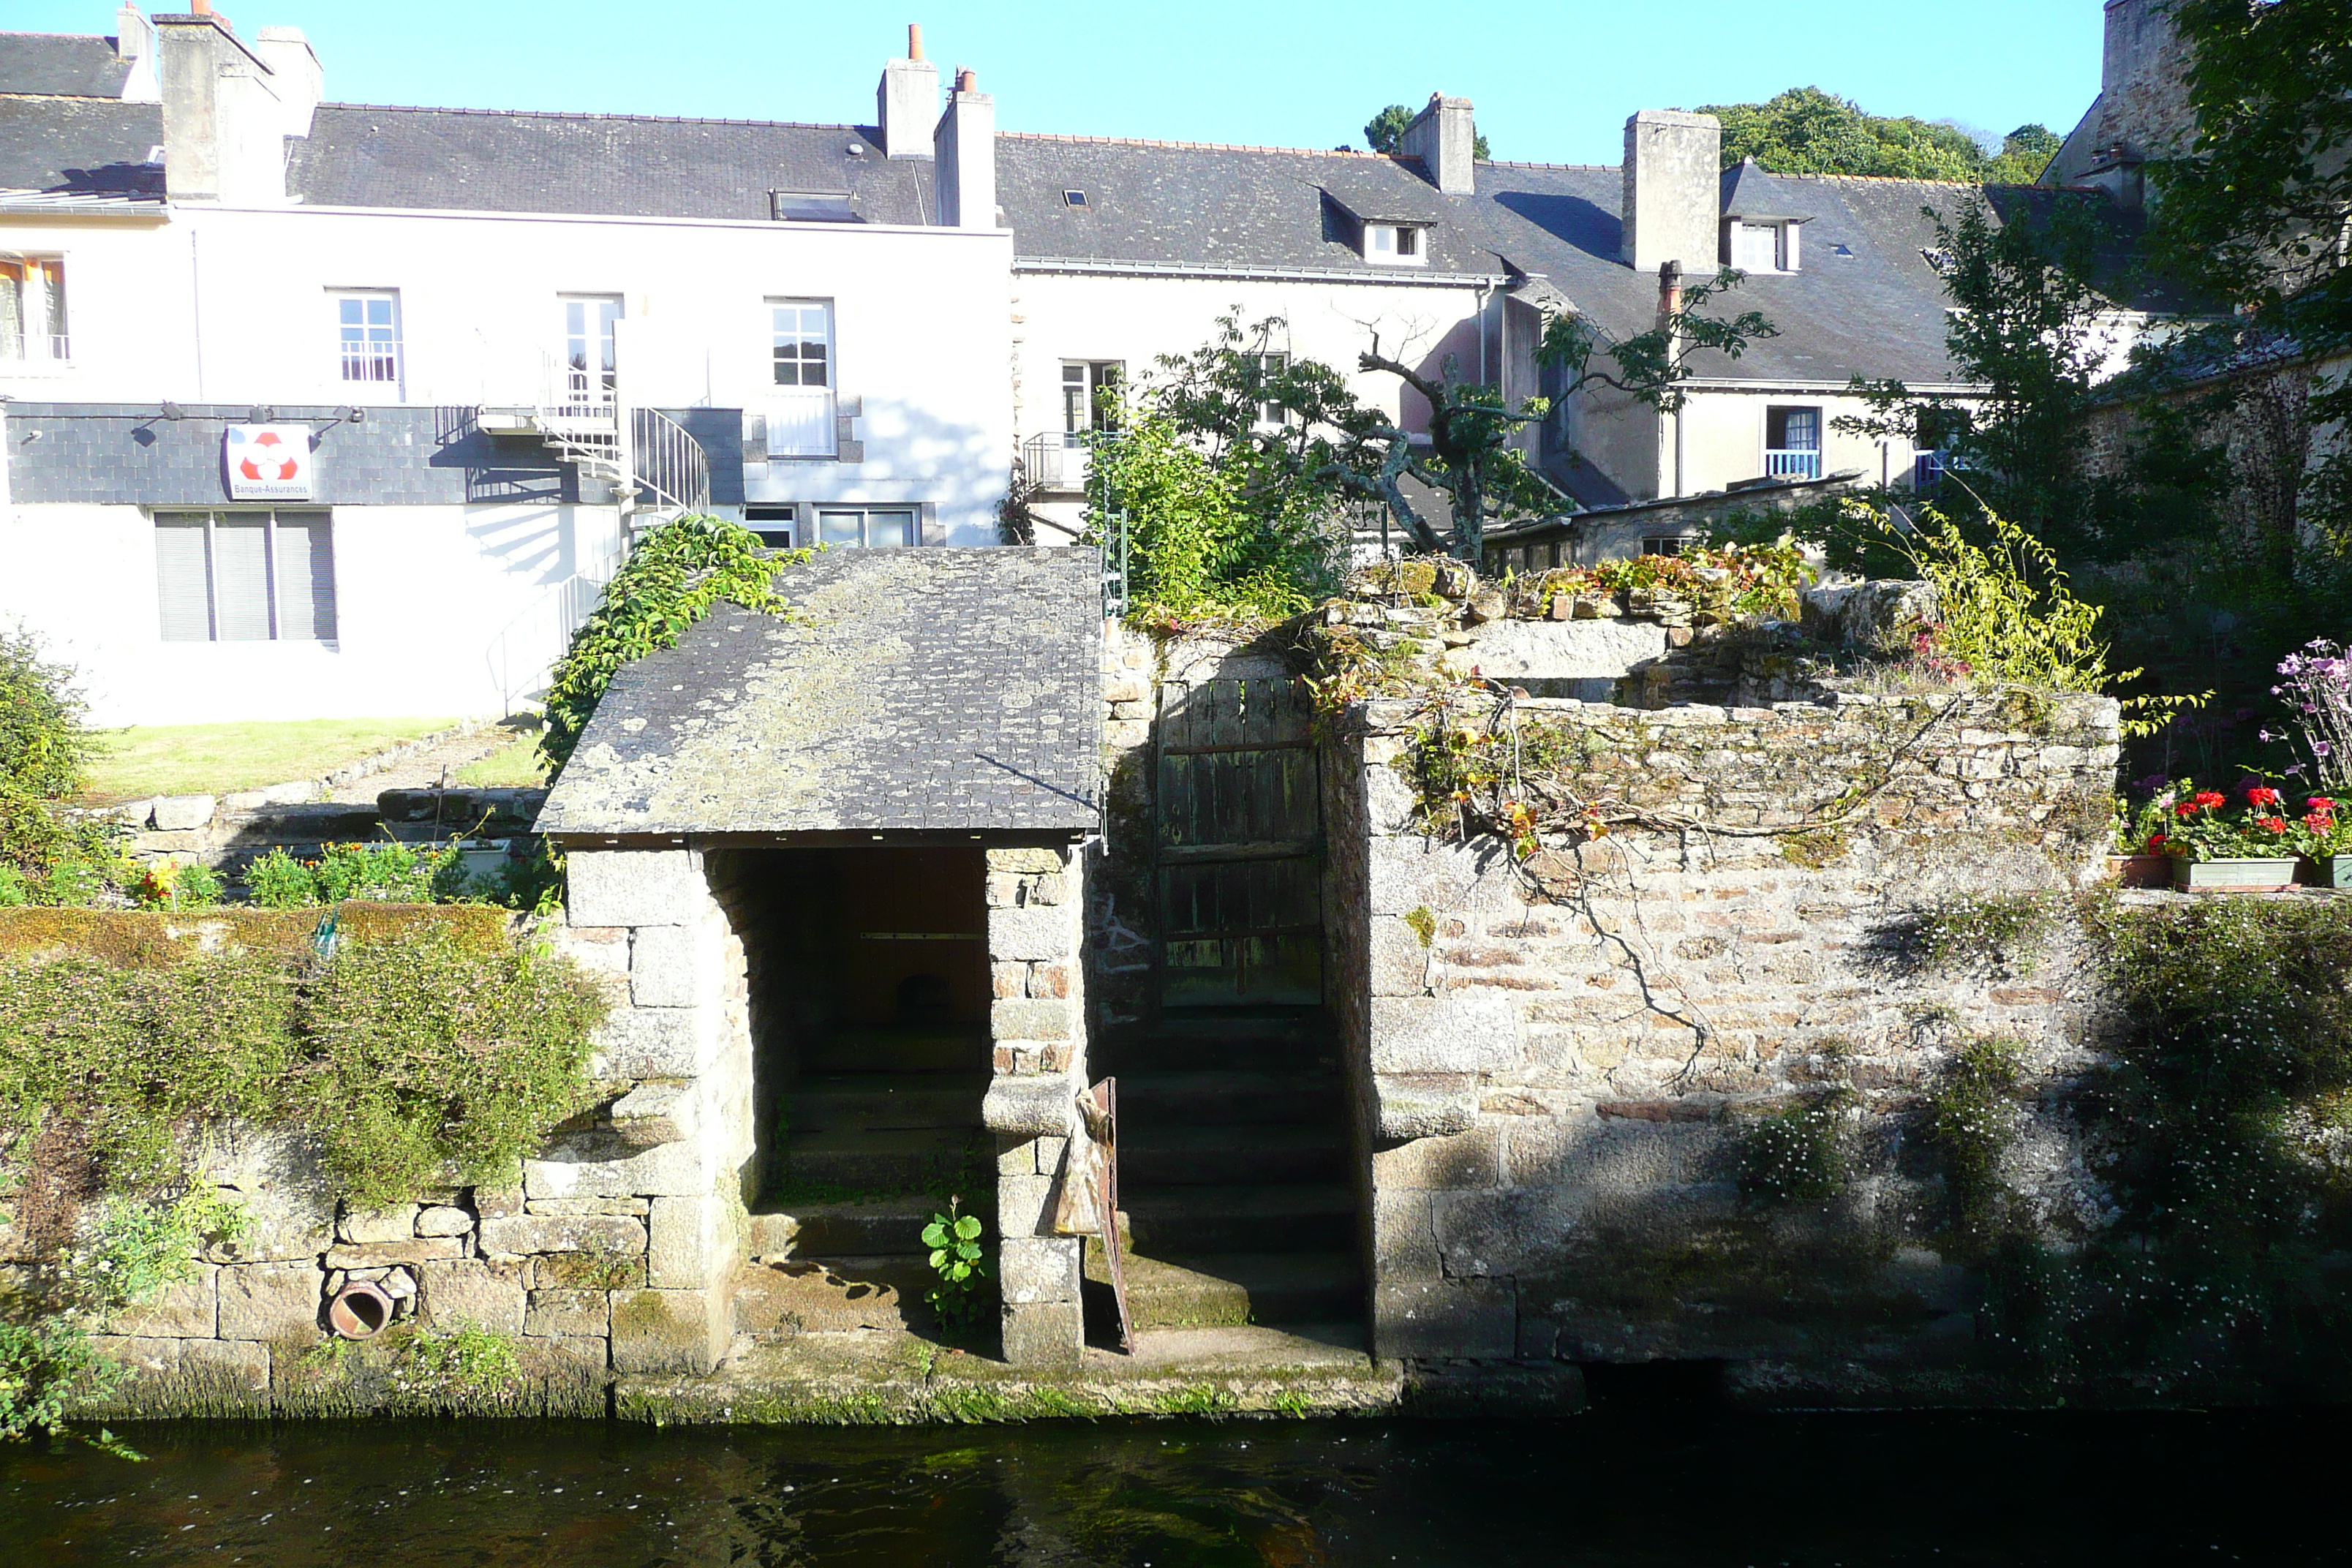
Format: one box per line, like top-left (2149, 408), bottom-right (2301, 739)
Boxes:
top-left (159, 401), bottom-right (185, 420)
top-left (249, 406), bottom-right (275, 423)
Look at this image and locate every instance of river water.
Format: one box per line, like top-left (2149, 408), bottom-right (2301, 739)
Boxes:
top-left (0, 1407), bottom-right (2339, 1566)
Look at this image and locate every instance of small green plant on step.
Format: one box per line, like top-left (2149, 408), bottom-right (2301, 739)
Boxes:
top-left (921, 1196), bottom-right (989, 1330)
top-left (393, 1323), bottom-right (524, 1404)
top-left (0, 1319), bottom-right (137, 1458)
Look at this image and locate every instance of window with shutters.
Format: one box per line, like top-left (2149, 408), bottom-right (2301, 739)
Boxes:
top-left (154, 511), bottom-right (338, 643)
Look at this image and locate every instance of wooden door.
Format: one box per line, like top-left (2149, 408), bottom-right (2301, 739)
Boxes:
top-left (1154, 676), bottom-right (1322, 1006)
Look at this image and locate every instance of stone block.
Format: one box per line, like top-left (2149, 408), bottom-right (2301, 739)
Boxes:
top-left (1431, 1187), bottom-right (1578, 1278)
top-left (107, 1265), bottom-right (217, 1339)
top-left (1373, 1072), bottom-right (1479, 1142)
top-left (990, 962), bottom-right (1028, 1000)
top-left (591, 1006), bottom-right (700, 1077)
top-left (525, 1287), bottom-right (611, 1338)
top-left (1000, 1300), bottom-right (1085, 1367)
top-left (565, 849), bottom-right (706, 928)
top-left (1373, 1125), bottom-right (1501, 1190)
top-left (630, 924), bottom-right (698, 1009)
top-left (338, 1204), bottom-right (419, 1244)
top-left (419, 1259), bottom-right (527, 1334)
top-left (981, 1075), bottom-right (1073, 1137)
top-left (1370, 916), bottom-right (1431, 997)
top-left (998, 1236), bottom-right (1080, 1305)
top-left (478, 1213), bottom-right (647, 1257)
top-left (323, 1238), bottom-right (464, 1269)
top-left (181, 1336), bottom-right (273, 1390)
top-left (610, 1287), bottom-right (728, 1375)
top-left (997, 1173), bottom-right (1054, 1238)
top-left (1373, 1190), bottom-right (1440, 1275)
top-left (1367, 837), bottom-right (1493, 917)
top-left (990, 998), bottom-right (1070, 1041)
top-left (525, 1139), bottom-right (708, 1199)
top-left (204, 1130), bottom-right (336, 1264)
top-left (987, 848), bottom-right (1066, 875)
top-left (647, 1194), bottom-right (731, 1290)
top-left (1369, 996), bottom-right (1523, 1074)
top-left (473, 1185), bottom-right (527, 1220)
top-left (217, 1260), bottom-right (322, 1340)
top-left (1374, 1277), bottom-right (1517, 1360)
top-left (554, 925), bottom-right (631, 977)
top-left (745, 1213), bottom-right (799, 1261)
top-left (990, 905), bottom-right (1073, 961)
top-left (611, 1078), bottom-right (696, 1149)
top-left (151, 794), bottom-right (217, 831)
top-left (415, 1205), bottom-right (475, 1238)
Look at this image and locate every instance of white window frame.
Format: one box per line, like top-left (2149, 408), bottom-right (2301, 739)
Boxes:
top-left (1061, 361), bottom-right (1123, 447)
top-left (810, 505), bottom-right (920, 549)
top-left (1764, 405), bottom-right (1825, 480)
top-left (1364, 224), bottom-right (1428, 266)
top-left (1241, 351), bottom-right (1291, 426)
top-left (330, 289), bottom-right (403, 394)
top-left (1730, 220), bottom-right (1800, 274)
top-left (154, 509), bottom-right (339, 644)
top-left (0, 252), bottom-right (71, 366)
top-left (766, 298), bottom-right (839, 459)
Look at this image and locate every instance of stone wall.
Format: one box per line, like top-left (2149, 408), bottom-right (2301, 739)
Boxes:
top-left (1326, 685), bottom-right (2123, 1388)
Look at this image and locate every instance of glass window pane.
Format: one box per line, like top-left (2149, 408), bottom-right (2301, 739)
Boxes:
top-left (818, 510), bottom-right (863, 546)
top-left (866, 510), bottom-right (913, 549)
top-left (155, 518), bottom-right (211, 641)
top-left (213, 519), bottom-right (274, 640)
top-left (339, 298), bottom-right (363, 325)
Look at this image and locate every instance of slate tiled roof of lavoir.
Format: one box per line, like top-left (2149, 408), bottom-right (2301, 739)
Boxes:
top-left (0, 95), bottom-right (162, 197)
top-left (537, 548), bottom-right (1103, 838)
top-left (0, 33), bottom-right (134, 98)
top-left (286, 104), bottom-right (938, 224)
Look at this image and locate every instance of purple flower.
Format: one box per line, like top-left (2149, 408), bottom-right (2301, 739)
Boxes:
top-left (2318, 742), bottom-right (2334, 758)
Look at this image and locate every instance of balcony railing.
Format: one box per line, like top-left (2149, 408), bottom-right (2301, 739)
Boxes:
top-left (1022, 431), bottom-right (1088, 491)
top-left (1765, 448), bottom-right (1823, 480)
top-left (0, 332), bottom-right (70, 366)
top-left (339, 341), bottom-right (402, 385)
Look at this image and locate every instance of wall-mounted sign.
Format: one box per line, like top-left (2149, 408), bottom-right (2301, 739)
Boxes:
top-left (224, 424), bottom-right (314, 500)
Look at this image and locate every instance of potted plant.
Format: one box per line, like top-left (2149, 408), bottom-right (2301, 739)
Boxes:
top-left (2290, 795), bottom-right (2351, 889)
top-left (2106, 786), bottom-right (2178, 887)
top-left (2166, 786), bottom-right (2300, 891)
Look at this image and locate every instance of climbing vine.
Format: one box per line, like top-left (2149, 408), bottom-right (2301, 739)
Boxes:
top-left (540, 515), bottom-right (809, 772)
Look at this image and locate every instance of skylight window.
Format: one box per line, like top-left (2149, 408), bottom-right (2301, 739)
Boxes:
top-left (1063, 189), bottom-right (1089, 208)
top-left (769, 191), bottom-right (859, 223)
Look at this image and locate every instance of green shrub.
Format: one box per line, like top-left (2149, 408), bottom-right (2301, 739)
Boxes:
top-left (1738, 1090), bottom-right (1853, 1205)
top-left (1913, 892), bottom-right (2058, 973)
top-left (0, 629), bottom-right (97, 803)
top-left (394, 1323), bottom-right (524, 1403)
top-left (541, 515), bottom-right (798, 773)
top-left (1922, 1036), bottom-right (2026, 1240)
top-left (71, 1190), bottom-right (249, 1314)
top-left (0, 1319), bottom-right (134, 1457)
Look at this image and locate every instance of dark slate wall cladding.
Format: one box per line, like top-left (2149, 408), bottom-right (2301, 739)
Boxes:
top-left (6, 403), bottom-right (753, 510)
top-left (1, 403), bottom-right (580, 508)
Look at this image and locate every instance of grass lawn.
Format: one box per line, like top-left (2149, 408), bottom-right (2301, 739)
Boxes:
top-left (82, 717), bottom-right (459, 802)
top-left (455, 722), bottom-right (551, 788)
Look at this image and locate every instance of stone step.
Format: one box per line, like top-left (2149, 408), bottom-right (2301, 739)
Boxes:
top-left (1109, 1068), bottom-right (1348, 1128)
top-left (786, 1073), bottom-right (990, 1134)
top-left (1122, 1183), bottom-right (1357, 1254)
top-left (798, 1027), bottom-right (992, 1074)
top-left (779, 1128), bottom-right (991, 1196)
top-left (1118, 1121), bottom-right (1349, 1186)
top-left (1086, 1246), bottom-right (1362, 1329)
top-left (731, 1256), bottom-right (937, 1338)
top-left (747, 1195), bottom-right (989, 1259)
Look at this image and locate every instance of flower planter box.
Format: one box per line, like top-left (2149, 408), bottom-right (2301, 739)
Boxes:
top-left (2300, 854), bottom-right (2352, 890)
top-left (2174, 857), bottom-right (2298, 892)
top-left (2106, 853), bottom-right (2174, 888)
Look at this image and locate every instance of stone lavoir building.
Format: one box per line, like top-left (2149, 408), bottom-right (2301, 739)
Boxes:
top-left (508, 543), bottom-right (2146, 1408)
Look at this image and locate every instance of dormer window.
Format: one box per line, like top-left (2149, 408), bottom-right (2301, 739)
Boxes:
top-left (1728, 220), bottom-right (1797, 274)
top-left (1365, 223), bottom-right (1426, 265)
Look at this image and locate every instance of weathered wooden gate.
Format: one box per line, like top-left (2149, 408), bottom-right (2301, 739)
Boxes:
top-left (1154, 676), bottom-right (1322, 1006)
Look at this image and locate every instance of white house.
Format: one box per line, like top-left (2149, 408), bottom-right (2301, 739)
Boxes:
top-left (0, 10), bottom-right (1011, 725)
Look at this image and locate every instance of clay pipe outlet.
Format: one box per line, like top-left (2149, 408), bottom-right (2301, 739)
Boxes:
top-left (328, 1280), bottom-right (394, 1340)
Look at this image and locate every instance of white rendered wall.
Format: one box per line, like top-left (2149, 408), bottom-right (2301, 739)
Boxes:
top-left (1011, 270), bottom-right (1492, 538)
top-left (0, 499), bottom-right (624, 726)
top-left (0, 206), bottom-right (1016, 543)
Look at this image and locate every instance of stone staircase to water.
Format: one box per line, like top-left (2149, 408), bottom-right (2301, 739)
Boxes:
top-left (734, 1025), bottom-right (992, 1341)
top-left (1090, 1009), bottom-right (1362, 1338)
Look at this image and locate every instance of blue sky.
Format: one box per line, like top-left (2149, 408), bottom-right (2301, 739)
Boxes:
top-left (15, 1), bottom-right (2106, 165)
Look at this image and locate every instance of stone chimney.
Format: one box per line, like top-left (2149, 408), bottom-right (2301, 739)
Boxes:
top-left (1398, 94), bottom-right (1476, 195)
top-left (877, 24), bottom-right (940, 159)
top-left (934, 68), bottom-right (995, 229)
top-left (116, 4), bottom-right (159, 102)
top-left (2041, 0), bottom-right (2193, 206)
top-left (1621, 109), bottom-right (1721, 274)
top-left (253, 26), bottom-right (322, 139)
top-left (156, 8), bottom-right (309, 203)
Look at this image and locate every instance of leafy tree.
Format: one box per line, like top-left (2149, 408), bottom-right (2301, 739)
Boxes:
top-left (1363, 103), bottom-right (1490, 163)
top-left (1698, 86), bottom-right (1990, 179)
top-left (1986, 124), bottom-right (2062, 184)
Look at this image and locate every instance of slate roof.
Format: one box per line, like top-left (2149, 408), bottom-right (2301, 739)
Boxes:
top-left (0, 33), bottom-right (132, 98)
top-left (287, 104), bottom-right (936, 223)
top-left (998, 135), bottom-right (1500, 276)
top-left (537, 548), bottom-right (1103, 838)
top-left (0, 95), bottom-right (162, 198)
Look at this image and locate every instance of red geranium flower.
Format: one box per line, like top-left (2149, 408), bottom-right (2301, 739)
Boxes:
top-left (2247, 786), bottom-right (2283, 808)
top-left (2258, 816), bottom-right (2288, 833)
top-left (2191, 791), bottom-right (2227, 810)
top-left (2145, 832), bottom-right (2168, 852)
top-left (2309, 797), bottom-right (2337, 813)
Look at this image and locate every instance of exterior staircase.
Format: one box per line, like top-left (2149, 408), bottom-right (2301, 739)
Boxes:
top-left (1091, 1009), bottom-right (1362, 1337)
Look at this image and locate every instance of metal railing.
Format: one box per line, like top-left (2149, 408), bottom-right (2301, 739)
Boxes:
top-left (338, 341), bottom-right (402, 385)
top-left (485, 538), bottom-right (624, 715)
top-left (1765, 448), bottom-right (1823, 480)
top-left (0, 332), bottom-right (70, 364)
top-left (1022, 431), bottom-right (1087, 490)
top-left (630, 407), bottom-right (710, 516)
top-left (1100, 508), bottom-right (1129, 619)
